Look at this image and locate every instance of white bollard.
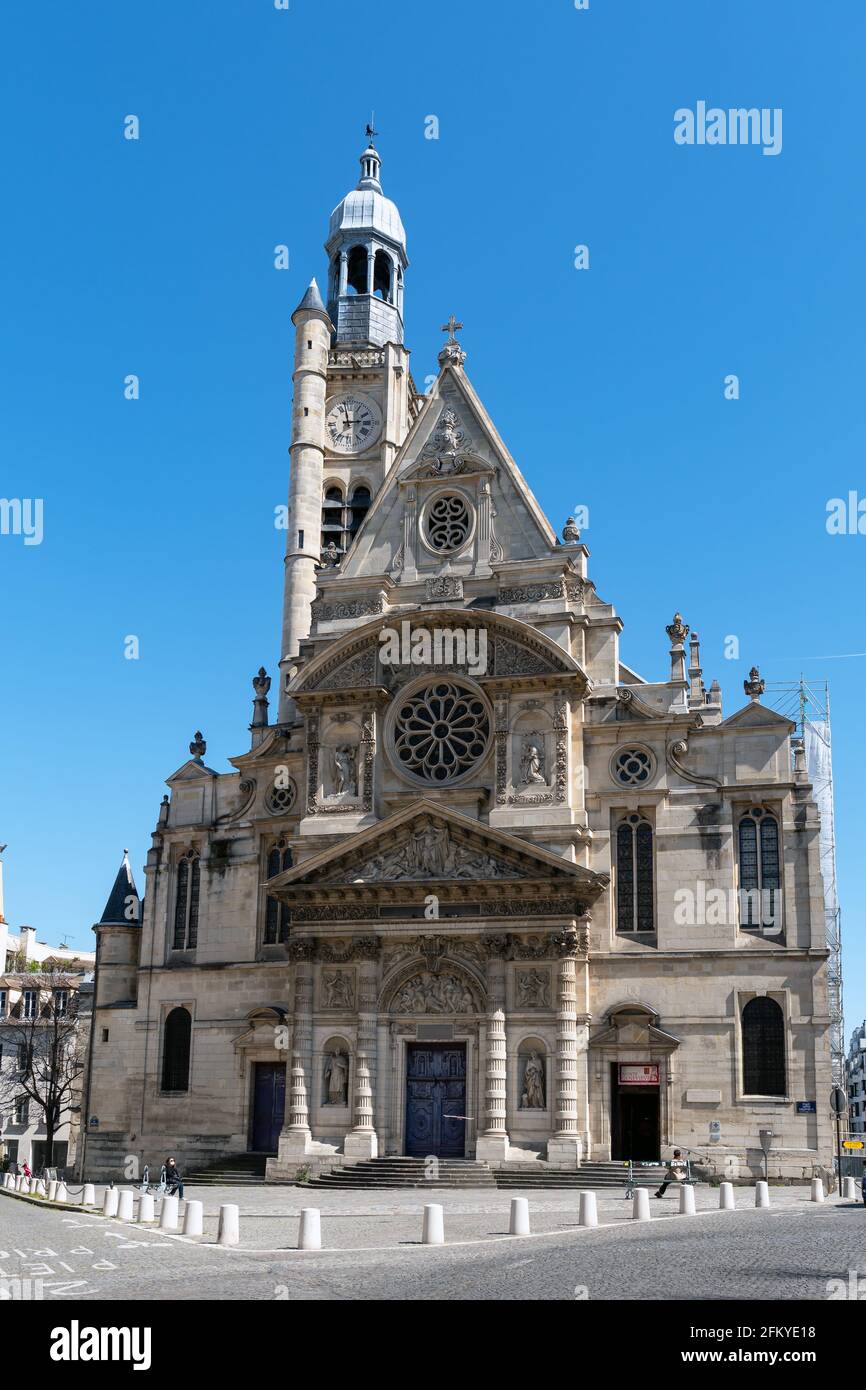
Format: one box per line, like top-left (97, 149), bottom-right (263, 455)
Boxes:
top-left (183, 1200), bottom-right (203, 1236)
top-left (15, 1175), bottom-right (23, 1191)
top-left (632, 1188), bottom-right (651, 1221)
top-left (47, 1180), bottom-right (58, 1202)
top-left (102, 1187), bottom-right (118, 1217)
top-left (159, 1194), bottom-right (179, 1230)
top-left (37, 1178), bottom-right (47, 1196)
top-left (20, 1177), bottom-right (30, 1194)
top-left (117, 1189), bottom-right (134, 1220)
top-left (509, 1197), bottom-right (530, 1236)
top-left (719, 1181), bottom-right (735, 1210)
top-left (810, 1177), bottom-right (825, 1204)
top-left (138, 1192), bottom-right (155, 1222)
top-left (55, 1182), bottom-right (68, 1203)
top-left (843, 1177), bottom-right (856, 1201)
top-left (422, 1203), bottom-right (445, 1245)
top-left (82, 1183), bottom-right (96, 1206)
top-left (579, 1190), bottom-right (598, 1228)
top-left (298, 1207), bottom-right (321, 1250)
top-left (217, 1203), bottom-right (240, 1247)
top-left (755, 1180), bottom-right (770, 1208)
top-left (3, 1174), bottom-right (11, 1190)
top-left (679, 1183), bottom-right (696, 1215)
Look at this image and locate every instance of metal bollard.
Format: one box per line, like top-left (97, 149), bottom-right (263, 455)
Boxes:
top-left (579, 1190), bottom-right (598, 1228)
top-left (679, 1184), bottom-right (696, 1215)
top-left (138, 1192), bottom-right (155, 1223)
top-left (83, 1184), bottom-right (96, 1206)
top-left (509, 1197), bottom-right (530, 1236)
top-left (183, 1200), bottom-right (204, 1236)
top-left (719, 1181), bottom-right (735, 1210)
top-left (217, 1204), bottom-right (240, 1246)
top-left (755, 1180), bottom-right (770, 1208)
top-left (422, 1203), bottom-right (445, 1245)
top-left (298, 1207), bottom-right (321, 1250)
top-left (117, 1189), bottom-right (134, 1220)
top-left (103, 1188), bottom-right (119, 1217)
top-left (632, 1188), bottom-right (651, 1221)
top-left (159, 1194), bottom-right (179, 1230)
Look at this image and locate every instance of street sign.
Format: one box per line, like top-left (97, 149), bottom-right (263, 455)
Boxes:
top-left (843, 1140), bottom-right (864, 1150)
top-left (796, 1101), bottom-right (817, 1113)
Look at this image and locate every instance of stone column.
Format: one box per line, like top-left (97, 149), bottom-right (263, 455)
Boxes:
top-left (277, 954), bottom-right (314, 1161)
top-left (345, 954), bottom-right (379, 1161)
top-left (375, 1021), bottom-right (390, 1152)
top-left (548, 934), bottom-right (582, 1168)
top-left (339, 250), bottom-right (348, 297)
top-left (476, 947), bottom-right (509, 1164)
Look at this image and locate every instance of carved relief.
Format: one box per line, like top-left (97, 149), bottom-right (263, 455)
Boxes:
top-left (391, 970), bottom-right (476, 1015)
top-left (321, 970), bottom-right (355, 1010)
top-left (311, 594), bottom-right (386, 623)
top-left (516, 969), bottom-right (550, 1008)
top-left (325, 820), bottom-right (522, 883)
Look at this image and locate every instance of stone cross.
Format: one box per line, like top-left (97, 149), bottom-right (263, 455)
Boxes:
top-left (441, 315), bottom-right (464, 344)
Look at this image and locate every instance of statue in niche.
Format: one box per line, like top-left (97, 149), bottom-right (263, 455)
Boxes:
top-left (521, 1050), bottom-right (546, 1109)
top-left (322, 971), bottom-right (354, 1009)
top-left (323, 1048), bottom-right (349, 1106)
top-left (517, 970), bottom-right (549, 1008)
top-left (520, 740), bottom-right (546, 785)
top-left (332, 745), bottom-right (358, 797)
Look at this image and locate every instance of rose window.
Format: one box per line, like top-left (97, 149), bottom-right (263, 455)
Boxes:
top-left (612, 748), bottom-right (654, 786)
top-left (393, 681), bottom-right (490, 784)
top-left (425, 494), bottom-right (472, 552)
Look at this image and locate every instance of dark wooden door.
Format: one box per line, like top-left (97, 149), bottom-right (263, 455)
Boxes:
top-left (405, 1045), bottom-right (466, 1157)
top-left (251, 1062), bottom-right (286, 1153)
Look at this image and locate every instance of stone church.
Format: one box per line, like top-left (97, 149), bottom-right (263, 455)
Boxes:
top-left (85, 141), bottom-right (834, 1183)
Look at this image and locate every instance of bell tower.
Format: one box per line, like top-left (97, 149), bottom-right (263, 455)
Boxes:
top-left (325, 142), bottom-right (408, 347)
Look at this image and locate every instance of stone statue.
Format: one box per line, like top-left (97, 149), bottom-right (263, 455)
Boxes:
top-left (520, 741), bottom-right (546, 785)
top-left (323, 971), bottom-right (354, 1009)
top-left (521, 1050), bottom-right (545, 1109)
top-left (323, 1049), bottom-right (349, 1106)
top-left (332, 745), bottom-right (358, 797)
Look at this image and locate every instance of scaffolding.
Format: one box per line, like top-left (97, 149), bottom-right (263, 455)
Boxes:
top-left (766, 679), bottom-right (844, 1086)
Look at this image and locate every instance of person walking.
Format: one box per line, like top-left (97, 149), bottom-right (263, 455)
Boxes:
top-left (165, 1156), bottom-right (184, 1199)
top-left (655, 1149), bottom-right (687, 1198)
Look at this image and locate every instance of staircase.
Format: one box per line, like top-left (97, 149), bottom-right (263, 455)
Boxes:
top-left (493, 1161), bottom-right (666, 1190)
top-left (184, 1153), bottom-right (270, 1186)
top-left (304, 1157), bottom-right (497, 1190)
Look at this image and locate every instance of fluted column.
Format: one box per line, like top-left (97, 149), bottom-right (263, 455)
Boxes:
top-left (476, 948), bottom-right (509, 1163)
top-left (276, 954), bottom-right (314, 1161)
top-left (548, 934), bottom-right (582, 1168)
top-left (345, 955), bottom-right (379, 1160)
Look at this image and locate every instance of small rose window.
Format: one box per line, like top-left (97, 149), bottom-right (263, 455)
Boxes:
top-left (425, 494), bottom-right (472, 553)
top-left (612, 748), bottom-right (654, 787)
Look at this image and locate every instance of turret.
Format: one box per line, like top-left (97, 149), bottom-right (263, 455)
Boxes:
top-left (278, 279), bottom-right (333, 719)
top-left (92, 850), bottom-right (141, 1007)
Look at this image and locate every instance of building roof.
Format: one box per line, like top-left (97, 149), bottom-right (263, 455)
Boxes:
top-left (98, 850), bottom-right (141, 927)
top-left (327, 144), bottom-right (406, 251)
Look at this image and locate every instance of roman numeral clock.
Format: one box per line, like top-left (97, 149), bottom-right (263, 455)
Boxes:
top-left (325, 392), bottom-right (383, 454)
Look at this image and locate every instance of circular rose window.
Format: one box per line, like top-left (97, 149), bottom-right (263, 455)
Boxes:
top-left (391, 679), bottom-right (491, 785)
top-left (425, 493), bottom-right (472, 553)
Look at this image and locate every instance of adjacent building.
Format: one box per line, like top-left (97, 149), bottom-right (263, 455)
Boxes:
top-left (84, 141), bottom-right (835, 1183)
top-left (846, 1022), bottom-right (866, 1136)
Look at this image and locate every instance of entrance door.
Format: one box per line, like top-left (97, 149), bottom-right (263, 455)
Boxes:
top-left (405, 1045), bottom-right (466, 1157)
top-left (611, 1064), bottom-right (660, 1161)
top-left (251, 1062), bottom-right (286, 1153)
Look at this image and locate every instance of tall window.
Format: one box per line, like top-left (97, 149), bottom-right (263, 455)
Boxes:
top-left (161, 1007), bottom-right (192, 1092)
top-left (173, 850), bottom-right (200, 950)
top-left (53, 989), bottom-right (68, 1017)
top-left (13, 1096), bottom-right (28, 1125)
top-left (742, 997), bottom-right (786, 1096)
top-left (615, 814), bottom-right (654, 933)
top-left (264, 839), bottom-right (292, 945)
top-left (22, 990), bottom-right (37, 1020)
top-left (0, 990), bottom-right (6, 1018)
top-left (738, 808), bottom-right (781, 930)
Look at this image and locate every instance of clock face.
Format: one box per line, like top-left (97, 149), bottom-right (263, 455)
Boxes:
top-left (325, 394), bottom-right (382, 454)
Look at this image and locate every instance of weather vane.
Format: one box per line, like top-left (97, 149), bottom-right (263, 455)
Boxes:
top-left (365, 111), bottom-right (379, 142)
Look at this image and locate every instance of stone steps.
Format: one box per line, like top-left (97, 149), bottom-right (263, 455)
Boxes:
top-left (306, 1158), bottom-right (498, 1189)
top-left (185, 1153), bottom-right (271, 1186)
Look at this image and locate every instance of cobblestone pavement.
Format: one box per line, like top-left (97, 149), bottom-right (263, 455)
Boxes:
top-left (1, 1184), bottom-right (863, 1301)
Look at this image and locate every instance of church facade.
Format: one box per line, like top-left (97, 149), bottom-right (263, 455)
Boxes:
top-left (85, 143), bottom-right (834, 1183)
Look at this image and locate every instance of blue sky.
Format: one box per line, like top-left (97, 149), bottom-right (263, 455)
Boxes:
top-left (1, 1), bottom-right (863, 1025)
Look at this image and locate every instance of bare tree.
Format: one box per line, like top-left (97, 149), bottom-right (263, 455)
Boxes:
top-left (0, 972), bottom-right (85, 1170)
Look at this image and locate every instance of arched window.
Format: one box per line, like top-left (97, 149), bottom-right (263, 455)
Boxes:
top-left (348, 485), bottom-right (371, 540)
top-left (264, 839), bottom-right (292, 945)
top-left (173, 850), bottom-right (200, 950)
top-left (346, 246), bottom-right (367, 296)
top-left (321, 484), bottom-right (345, 559)
top-left (742, 997), bottom-right (786, 1096)
top-left (738, 808), bottom-right (781, 930)
top-left (161, 1007), bottom-right (192, 1092)
top-left (373, 250), bottom-right (391, 300)
top-left (615, 814), bottom-right (654, 933)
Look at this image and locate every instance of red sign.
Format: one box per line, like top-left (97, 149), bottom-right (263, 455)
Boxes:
top-left (619, 1064), bottom-right (659, 1087)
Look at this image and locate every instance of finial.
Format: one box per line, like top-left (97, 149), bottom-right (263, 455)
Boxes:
top-left (562, 516), bottom-right (581, 543)
top-left (666, 612), bottom-right (689, 645)
top-left (189, 730), bottom-right (207, 762)
top-left (251, 667), bottom-right (271, 731)
top-left (438, 315), bottom-right (466, 367)
top-left (744, 666), bottom-right (765, 700)
top-left (252, 667), bottom-right (271, 698)
top-left (365, 112), bottom-right (379, 142)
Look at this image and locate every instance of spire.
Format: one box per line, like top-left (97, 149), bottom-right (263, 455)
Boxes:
top-left (293, 277), bottom-right (328, 319)
top-left (98, 850), bottom-right (141, 927)
top-left (357, 143), bottom-right (383, 192)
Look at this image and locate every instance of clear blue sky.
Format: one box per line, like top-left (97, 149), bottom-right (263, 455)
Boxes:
top-left (1, 2), bottom-right (863, 1025)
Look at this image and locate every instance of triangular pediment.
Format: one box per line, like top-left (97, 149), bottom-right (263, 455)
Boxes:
top-left (339, 361), bottom-right (558, 581)
top-left (720, 701), bottom-right (794, 731)
top-left (269, 800), bottom-right (608, 899)
top-left (165, 759), bottom-right (217, 785)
